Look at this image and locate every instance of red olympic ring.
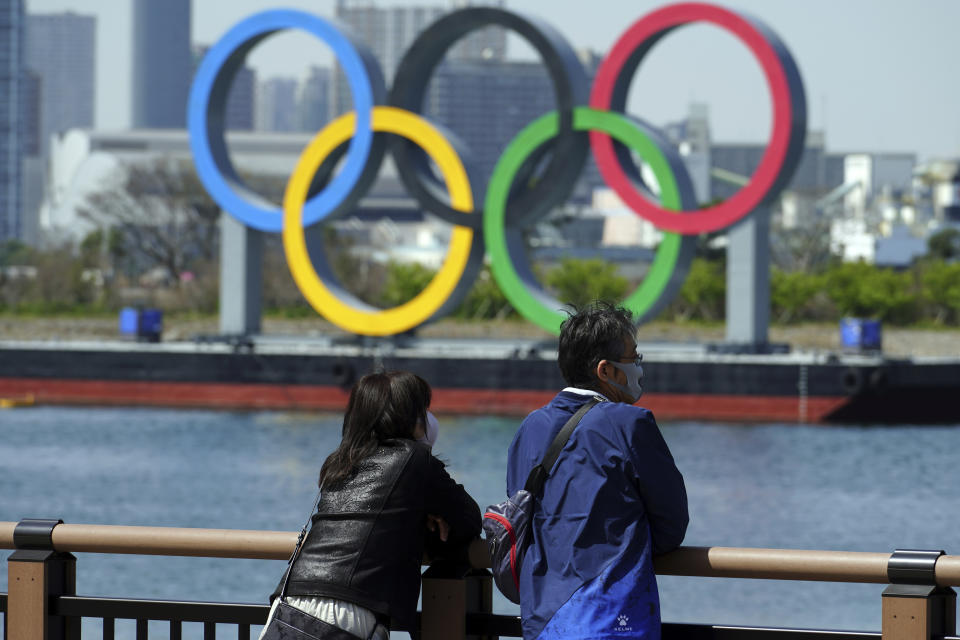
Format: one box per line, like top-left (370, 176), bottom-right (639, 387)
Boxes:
top-left (590, 2), bottom-right (805, 235)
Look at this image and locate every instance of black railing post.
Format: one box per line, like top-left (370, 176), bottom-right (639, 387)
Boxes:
top-left (422, 559), bottom-right (469, 640)
top-left (465, 569), bottom-right (496, 640)
top-left (882, 548), bottom-right (956, 640)
top-left (7, 518), bottom-right (78, 640)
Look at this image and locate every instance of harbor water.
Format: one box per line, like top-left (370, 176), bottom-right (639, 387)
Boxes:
top-left (2, 406), bottom-right (959, 638)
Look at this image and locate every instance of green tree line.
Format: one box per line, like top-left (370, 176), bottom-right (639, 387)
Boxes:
top-left (7, 157), bottom-right (955, 327)
top-left (5, 232), bottom-right (960, 327)
top-left (6, 157), bottom-right (957, 326)
top-left (350, 254), bottom-right (960, 326)
top-left (299, 251), bottom-right (960, 326)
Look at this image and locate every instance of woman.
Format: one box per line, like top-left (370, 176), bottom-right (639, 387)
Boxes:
top-left (263, 371), bottom-right (481, 640)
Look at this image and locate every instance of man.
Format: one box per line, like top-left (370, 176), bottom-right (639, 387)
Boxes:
top-left (506, 302), bottom-right (688, 639)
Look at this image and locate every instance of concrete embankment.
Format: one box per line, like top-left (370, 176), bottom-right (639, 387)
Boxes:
top-left (1, 315), bottom-right (958, 358)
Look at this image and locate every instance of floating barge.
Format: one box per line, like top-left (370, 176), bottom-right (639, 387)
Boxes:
top-left (0, 337), bottom-right (958, 423)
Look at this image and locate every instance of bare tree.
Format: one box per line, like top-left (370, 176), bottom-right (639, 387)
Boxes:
top-left (77, 158), bottom-right (220, 282)
top-left (771, 217), bottom-right (835, 273)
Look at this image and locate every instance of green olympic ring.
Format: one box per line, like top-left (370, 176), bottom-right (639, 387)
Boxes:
top-left (484, 107), bottom-right (696, 334)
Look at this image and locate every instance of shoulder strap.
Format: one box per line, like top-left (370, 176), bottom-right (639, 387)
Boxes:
top-left (278, 488), bottom-right (323, 601)
top-left (523, 397), bottom-right (601, 495)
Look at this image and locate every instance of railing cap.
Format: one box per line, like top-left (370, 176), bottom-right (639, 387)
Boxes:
top-left (888, 548), bottom-right (945, 585)
top-left (14, 518), bottom-right (63, 550)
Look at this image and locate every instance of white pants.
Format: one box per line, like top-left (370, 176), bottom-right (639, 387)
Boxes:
top-left (259, 596), bottom-right (388, 640)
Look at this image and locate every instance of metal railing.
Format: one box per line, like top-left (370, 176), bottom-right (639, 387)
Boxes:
top-left (52, 597), bottom-right (266, 639)
top-left (2, 520), bottom-right (958, 640)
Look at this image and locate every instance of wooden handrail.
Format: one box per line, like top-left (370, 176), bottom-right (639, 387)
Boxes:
top-left (0, 521), bottom-right (295, 559)
top-left (3, 521), bottom-right (959, 587)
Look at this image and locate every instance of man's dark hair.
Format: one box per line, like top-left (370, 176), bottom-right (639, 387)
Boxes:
top-left (558, 301), bottom-right (635, 389)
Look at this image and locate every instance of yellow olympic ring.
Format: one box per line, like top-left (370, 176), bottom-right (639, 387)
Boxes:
top-left (282, 106), bottom-right (475, 336)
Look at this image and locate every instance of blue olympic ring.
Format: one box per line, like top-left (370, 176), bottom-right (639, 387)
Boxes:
top-left (188, 10), bottom-right (379, 232)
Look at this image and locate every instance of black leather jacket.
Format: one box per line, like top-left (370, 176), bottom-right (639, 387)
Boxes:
top-left (275, 438), bottom-right (481, 631)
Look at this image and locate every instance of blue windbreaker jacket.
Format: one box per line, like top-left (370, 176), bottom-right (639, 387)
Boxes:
top-left (506, 390), bottom-right (688, 640)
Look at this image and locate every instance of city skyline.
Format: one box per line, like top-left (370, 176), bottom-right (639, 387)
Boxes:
top-left (20, 0), bottom-right (960, 162)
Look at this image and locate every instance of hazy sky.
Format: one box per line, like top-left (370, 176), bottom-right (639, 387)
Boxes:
top-left (24, 0), bottom-right (960, 161)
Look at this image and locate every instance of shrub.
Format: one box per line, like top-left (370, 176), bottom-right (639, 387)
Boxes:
top-left (544, 257), bottom-right (629, 309)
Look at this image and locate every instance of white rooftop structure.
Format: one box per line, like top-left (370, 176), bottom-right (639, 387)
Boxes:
top-left (830, 218), bottom-right (876, 263)
top-left (41, 128), bottom-right (408, 240)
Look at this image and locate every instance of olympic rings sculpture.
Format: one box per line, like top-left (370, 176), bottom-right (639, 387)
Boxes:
top-left (188, 2), bottom-right (806, 337)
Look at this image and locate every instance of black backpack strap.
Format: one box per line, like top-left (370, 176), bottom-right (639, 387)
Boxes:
top-left (523, 397), bottom-right (601, 495)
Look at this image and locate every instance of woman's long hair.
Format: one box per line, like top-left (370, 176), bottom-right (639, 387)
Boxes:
top-left (318, 371), bottom-right (432, 489)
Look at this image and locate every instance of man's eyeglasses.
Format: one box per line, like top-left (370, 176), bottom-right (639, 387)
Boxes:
top-left (610, 352), bottom-right (643, 366)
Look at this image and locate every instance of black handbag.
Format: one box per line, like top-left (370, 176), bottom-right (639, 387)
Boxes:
top-left (260, 492), bottom-right (379, 640)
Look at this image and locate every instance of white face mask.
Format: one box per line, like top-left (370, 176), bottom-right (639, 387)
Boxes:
top-left (607, 359), bottom-right (644, 404)
top-left (417, 411), bottom-right (439, 448)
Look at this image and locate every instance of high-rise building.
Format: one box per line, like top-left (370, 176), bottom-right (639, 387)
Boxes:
top-left (710, 135), bottom-right (838, 203)
top-left (26, 12), bottom-right (95, 156)
top-left (662, 102), bottom-right (713, 205)
top-left (21, 69), bottom-right (39, 156)
top-left (424, 49), bottom-right (604, 205)
top-left (296, 67), bottom-right (332, 132)
top-left (224, 65), bottom-right (255, 131)
top-left (336, 2), bottom-right (434, 83)
top-left (1, 0), bottom-right (25, 243)
top-left (132, 0), bottom-right (191, 129)
top-left (20, 69), bottom-right (41, 245)
top-left (427, 59), bottom-right (554, 185)
top-left (329, 0), bottom-right (592, 206)
top-left (256, 76), bottom-right (298, 133)
top-left (331, 1), bottom-right (506, 116)
top-left (193, 45), bottom-right (256, 132)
